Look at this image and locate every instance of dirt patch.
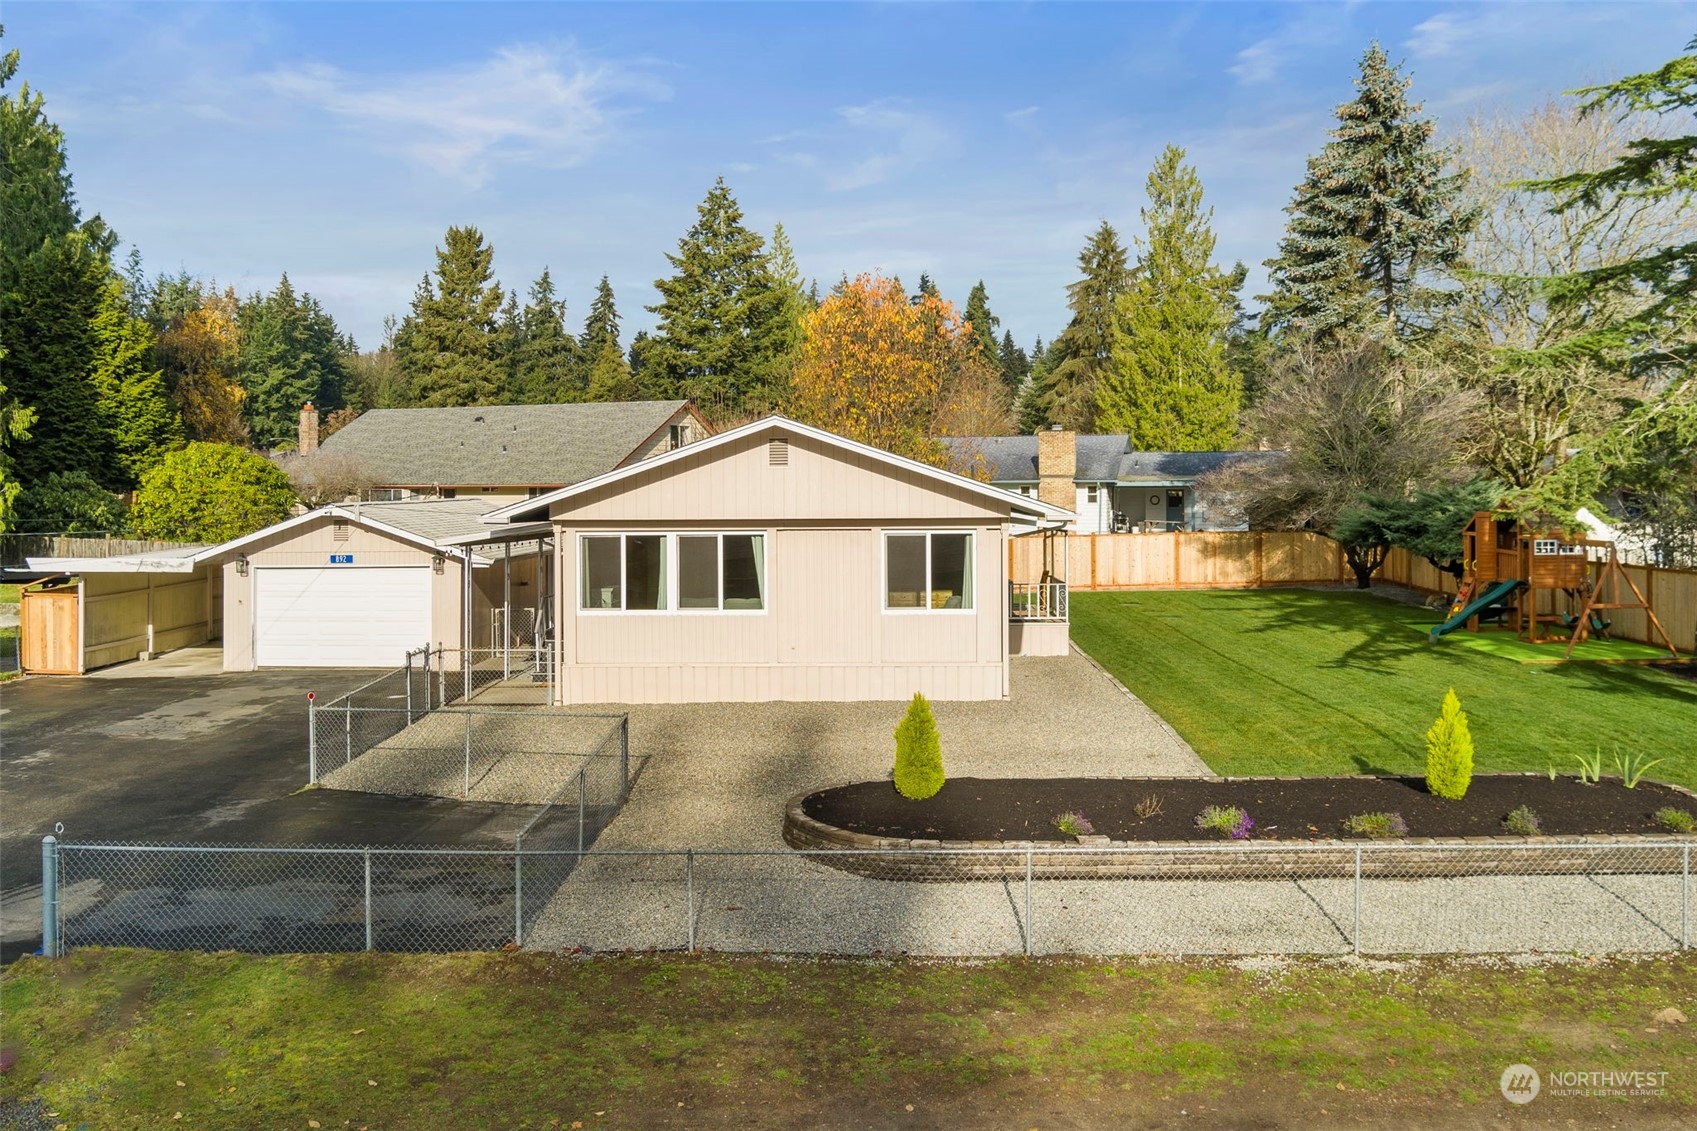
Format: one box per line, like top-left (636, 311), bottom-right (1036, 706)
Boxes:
top-left (801, 775), bottom-right (1697, 842)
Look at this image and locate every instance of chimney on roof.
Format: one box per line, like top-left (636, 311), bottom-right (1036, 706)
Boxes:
top-left (299, 403), bottom-right (319, 454)
top-left (1037, 426), bottom-right (1076, 511)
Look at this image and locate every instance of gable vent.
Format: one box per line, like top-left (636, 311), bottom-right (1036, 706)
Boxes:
top-left (332, 520), bottom-right (350, 542)
top-left (768, 438), bottom-right (789, 466)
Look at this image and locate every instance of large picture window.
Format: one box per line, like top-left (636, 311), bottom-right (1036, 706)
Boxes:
top-left (885, 532), bottom-right (973, 611)
top-left (581, 533), bottom-right (765, 612)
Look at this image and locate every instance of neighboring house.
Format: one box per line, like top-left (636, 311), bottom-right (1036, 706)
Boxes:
top-left (476, 415), bottom-right (1074, 704)
top-left (943, 429), bottom-right (1283, 533)
top-left (300, 400), bottom-right (712, 505)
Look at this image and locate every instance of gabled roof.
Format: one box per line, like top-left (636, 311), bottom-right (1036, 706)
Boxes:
top-left (483, 415), bottom-right (1076, 527)
top-left (313, 400), bottom-right (702, 487)
top-left (179, 499), bottom-right (505, 566)
top-left (940, 435), bottom-right (1131, 483)
top-left (1115, 450), bottom-right (1285, 484)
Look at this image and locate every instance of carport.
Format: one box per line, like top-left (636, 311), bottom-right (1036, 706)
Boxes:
top-left (19, 547), bottom-right (222, 674)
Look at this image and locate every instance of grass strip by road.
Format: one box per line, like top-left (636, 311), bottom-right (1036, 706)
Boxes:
top-left (3, 949), bottom-right (1695, 1129)
top-left (1070, 588), bottom-right (1697, 790)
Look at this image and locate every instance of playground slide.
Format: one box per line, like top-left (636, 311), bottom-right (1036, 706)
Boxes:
top-left (1428, 579), bottom-right (1523, 643)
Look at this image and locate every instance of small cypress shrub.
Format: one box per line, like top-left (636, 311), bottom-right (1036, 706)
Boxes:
top-left (1424, 687), bottom-right (1474, 800)
top-left (893, 692), bottom-right (945, 800)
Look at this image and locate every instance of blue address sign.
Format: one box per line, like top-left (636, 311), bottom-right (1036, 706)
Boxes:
top-left (329, 554), bottom-right (354, 564)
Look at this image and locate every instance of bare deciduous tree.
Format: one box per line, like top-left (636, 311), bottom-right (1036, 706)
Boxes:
top-left (278, 450), bottom-right (376, 508)
top-left (1447, 100), bottom-right (1696, 486)
top-left (1206, 338), bottom-right (1474, 586)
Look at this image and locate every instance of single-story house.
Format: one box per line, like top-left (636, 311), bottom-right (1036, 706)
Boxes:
top-left (299, 399), bottom-right (712, 505)
top-left (476, 415), bottom-right (1074, 704)
top-left (942, 429), bottom-right (1284, 533)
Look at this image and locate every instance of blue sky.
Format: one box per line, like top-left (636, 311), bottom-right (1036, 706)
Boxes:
top-left (9, 1), bottom-right (1696, 352)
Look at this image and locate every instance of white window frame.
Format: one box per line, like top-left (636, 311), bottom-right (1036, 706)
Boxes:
top-left (882, 530), bottom-right (975, 614)
top-left (578, 531), bottom-right (768, 615)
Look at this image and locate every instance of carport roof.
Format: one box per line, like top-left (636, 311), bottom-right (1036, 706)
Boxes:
top-left (25, 544), bottom-right (210, 574)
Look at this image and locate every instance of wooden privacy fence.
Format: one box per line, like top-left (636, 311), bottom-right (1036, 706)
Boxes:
top-left (1010, 532), bottom-right (1696, 653)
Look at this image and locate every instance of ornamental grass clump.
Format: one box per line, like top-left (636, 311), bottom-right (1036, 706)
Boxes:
top-left (1053, 810), bottom-right (1095, 838)
top-left (1503, 805), bottom-right (1542, 836)
top-left (1424, 688), bottom-right (1474, 800)
top-left (1195, 805), bottom-right (1254, 840)
top-left (1342, 812), bottom-right (1408, 839)
top-left (892, 692), bottom-right (945, 800)
top-left (1654, 807), bottom-right (1697, 834)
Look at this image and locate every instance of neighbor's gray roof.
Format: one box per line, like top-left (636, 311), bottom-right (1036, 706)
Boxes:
top-left (941, 435), bottom-right (1130, 483)
top-left (316, 401), bottom-right (692, 487)
top-left (1115, 450), bottom-right (1285, 483)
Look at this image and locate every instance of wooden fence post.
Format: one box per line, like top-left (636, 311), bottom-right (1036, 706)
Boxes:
top-left (1254, 532), bottom-right (1265, 588)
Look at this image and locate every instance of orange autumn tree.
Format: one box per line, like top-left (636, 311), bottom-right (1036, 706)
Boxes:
top-left (155, 289), bottom-right (248, 445)
top-left (792, 273), bottom-right (1008, 469)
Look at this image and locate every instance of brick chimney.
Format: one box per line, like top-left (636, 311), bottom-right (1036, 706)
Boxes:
top-left (299, 402), bottom-right (319, 454)
top-left (1036, 425), bottom-right (1076, 511)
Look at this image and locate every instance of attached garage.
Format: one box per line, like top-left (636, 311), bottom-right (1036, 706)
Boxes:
top-left (252, 566), bottom-right (432, 668)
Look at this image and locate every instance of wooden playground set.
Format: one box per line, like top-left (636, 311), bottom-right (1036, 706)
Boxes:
top-left (1428, 512), bottom-right (1680, 660)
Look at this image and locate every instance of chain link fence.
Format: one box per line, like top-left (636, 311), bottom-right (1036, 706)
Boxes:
top-left (40, 840), bottom-right (1693, 959)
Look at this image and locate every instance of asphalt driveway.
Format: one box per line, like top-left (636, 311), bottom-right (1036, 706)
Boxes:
top-left (2, 663), bottom-right (534, 960)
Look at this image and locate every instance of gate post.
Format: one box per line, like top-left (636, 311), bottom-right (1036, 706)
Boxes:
top-left (1024, 849), bottom-right (1033, 957)
top-left (41, 836), bottom-right (60, 958)
top-left (685, 850), bottom-right (695, 952)
top-left (405, 649), bottom-right (414, 724)
top-left (1683, 844), bottom-right (1690, 952)
top-left (307, 692), bottom-right (317, 784)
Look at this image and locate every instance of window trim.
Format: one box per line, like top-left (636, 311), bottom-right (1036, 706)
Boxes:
top-left (577, 531), bottom-right (768, 616)
top-left (881, 530), bottom-right (976, 615)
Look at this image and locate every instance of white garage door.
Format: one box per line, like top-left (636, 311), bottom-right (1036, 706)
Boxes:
top-left (254, 567), bottom-right (432, 668)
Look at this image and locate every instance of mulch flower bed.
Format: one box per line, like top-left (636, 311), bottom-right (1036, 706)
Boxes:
top-left (800, 775), bottom-right (1697, 843)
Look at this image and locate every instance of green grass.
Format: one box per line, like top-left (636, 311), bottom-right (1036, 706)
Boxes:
top-left (1071, 589), bottom-right (1697, 789)
top-left (4, 950), bottom-right (1695, 1128)
top-left (0, 583), bottom-right (20, 603)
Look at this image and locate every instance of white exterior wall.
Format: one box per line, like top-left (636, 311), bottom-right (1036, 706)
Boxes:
top-left (1072, 484), bottom-right (1114, 533)
top-left (548, 429), bottom-right (1014, 704)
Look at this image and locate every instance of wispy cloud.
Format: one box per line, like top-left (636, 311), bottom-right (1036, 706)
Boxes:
top-left (263, 45), bottom-right (667, 187)
top-left (1228, 8), bottom-right (1354, 86)
top-left (774, 99), bottom-right (952, 191)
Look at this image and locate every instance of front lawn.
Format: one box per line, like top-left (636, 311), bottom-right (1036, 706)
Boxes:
top-left (4, 950), bottom-right (1695, 1128)
top-left (1070, 589), bottom-right (1697, 790)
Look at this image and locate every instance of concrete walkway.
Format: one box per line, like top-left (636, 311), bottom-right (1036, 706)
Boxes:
top-left (582, 649), bottom-right (1209, 852)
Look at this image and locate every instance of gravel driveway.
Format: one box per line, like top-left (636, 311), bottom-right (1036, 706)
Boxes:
top-left (583, 649), bottom-right (1208, 851)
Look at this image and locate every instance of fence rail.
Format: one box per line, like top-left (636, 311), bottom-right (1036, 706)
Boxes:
top-left (1012, 532), bottom-right (1696, 652)
top-left (39, 839), bottom-right (1694, 959)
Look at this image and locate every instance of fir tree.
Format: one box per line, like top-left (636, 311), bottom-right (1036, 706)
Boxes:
top-left (585, 337), bottom-right (637, 402)
top-left (90, 273), bottom-right (180, 482)
top-left (1262, 43), bottom-right (1477, 341)
top-left (644, 178), bottom-right (792, 417)
top-left (760, 222), bottom-right (808, 409)
top-left (962, 280), bottom-right (1000, 366)
top-left (239, 275), bottom-right (353, 447)
top-left (1097, 145), bottom-right (1242, 450)
top-left (911, 272), bottom-right (940, 304)
top-left (511, 268), bottom-right (582, 403)
top-left (393, 226), bottom-right (506, 407)
top-left (579, 275), bottom-right (622, 386)
top-left (1040, 222), bottom-right (1132, 430)
top-left (998, 330), bottom-right (1030, 395)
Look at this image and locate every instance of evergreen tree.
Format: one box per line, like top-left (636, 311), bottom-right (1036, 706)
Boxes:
top-left (393, 226), bottom-right (506, 407)
top-left (1015, 336), bottom-right (1053, 433)
top-left (1262, 43), bottom-right (1477, 341)
top-left (239, 274), bottom-right (353, 447)
top-left (644, 179), bottom-right (793, 417)
top-left (1097, 145), bottom-right (1243, 450)
top-left (911, 273), bottom-right (940, 304)
top-left (585, 337), bottom-right (637, 402)
top-left (510, 269), bottom-right (582, 403)
top-left (90, 273), bottom-right (180, 481)
top-left (998, 330), bottom-right (1030, 395)
top-left (962, 280), bottom-right (1000, 366)
top-left (579, 275), bottom-right (623, 392)
top-left (1040, 222), bottom-right (1132, 430)
top-left (761, 222), bottom-right (809, 408)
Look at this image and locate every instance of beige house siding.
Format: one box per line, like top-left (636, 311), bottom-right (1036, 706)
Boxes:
top-left (547, 428), bottom-right (1014, 704)
top-left (82, 564), bottom-right (219, 671)
top-left (623, 405), bottom-right (707, 465)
